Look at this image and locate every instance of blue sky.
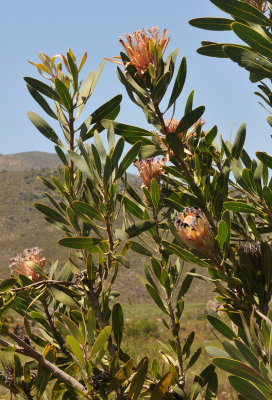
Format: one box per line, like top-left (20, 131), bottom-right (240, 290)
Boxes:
top-left (1, 0), bottom-right (271, 160)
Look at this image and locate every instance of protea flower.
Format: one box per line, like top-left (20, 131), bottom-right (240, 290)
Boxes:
top-left (9, 247), bottom-right (46, 282)
top-left (134, 157), bottom-right (166, 190)
top-left (174, 207), bottom-right (214, 257)
top-left (107, 26), bottom-right (170, 78)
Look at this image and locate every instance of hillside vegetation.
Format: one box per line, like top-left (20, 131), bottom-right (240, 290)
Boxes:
top-left (0, 152), bottom-right (213, 303)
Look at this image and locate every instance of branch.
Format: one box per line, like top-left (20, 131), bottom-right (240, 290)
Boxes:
top-left (4, 330), bottom-right (89, 396)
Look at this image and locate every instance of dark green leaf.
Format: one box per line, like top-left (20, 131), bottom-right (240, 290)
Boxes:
top-left (115, 141), bottom-right (141, 180)
top-left (207, 315), bottom-right (237, 340)
top-left (197, 42), bottom-right (229, 58)
top-left (151, 178), bottom-right (160, 210)
top-left (216, 220), bottom-right (228, 249)
top-left (27, 112), bottom-right (59, 144)
top-left (24, 77), bottom-right (60, 101)
top-left (107, 359), bottom-right (134, 394)
top-left (66, 335), bottom-right (84, 365)
top-left (223, 201), bottom-right (262, 214)
top-left (153, 72), bottom-right (171, 103)
top-left (112, 303), bottom-right (123, 348)
top-left (189, 17), bottom-right (233, 30)
top-left (256, 151), bottom-right (272, 169)
top-left (232, 123), bottom-right (246, 159)
top-left (210, 0), bottom-right (272, 26)
top-left (128, 357), bottom-right (148, 400)
top-left (228, 375), bottom-right (268, 400)
top-left (34, 203), bottom-right (68, 224)
top-left (54, 78), bottom-right (73, 112)
top-left (167, 57), bottom-right (187, 110)
top-left (150, 372), bottom-right (172, 400)
top-left (59, 237), bottom-right (105, 252)
top-left (27, 84), bottom-right (57, 119)
top-left (90, 326), bottom-right (111, 357)
top-left (67, 53), bottom-right (78, 91)
top-left (176, 106), bottom-right (205, 134)
top-left (73, 201), bottom-right (104, 221)
top-left (126, 220), bottom-right (156, 238)
top-left (102, 120), bottom-right (152, 138)
top-left (145, 284), bottom-right (169, 314)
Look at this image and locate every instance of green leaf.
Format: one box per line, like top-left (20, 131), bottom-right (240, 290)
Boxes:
top-left (67, 52), bottom-right (78, 91)
top-left (207, 315), bottom-right (237, 340)
top-left (150, 372), bottom-right (172, 400)
top-left (62, 315), bottom-right (84, 345)
top-left (34, 203), bottom-right (68, 224)
top-left (59, 237), bottom-right (105, 253)
top-left (107, 358), bottom-right (134, 394)
top-left (223, 201), bottom-right (262, 214)
top-left (76, 70), bottom-right (95, 118)
top-left (128, 357), bottom-right (148, 400)
top-left (165, 132), bottom-right (184, 158)
top-left (127, 241), bottom-right (153, 257)
top-left (73, 201), bottom-right (104, 221)
top-left (223, 45), bottom-right (272, 79)
top-left (167, 57), bottom-right (187, 110)
top-left (228, 375), bottom-right (268, 400)
top-left (111, 137), bottom-right (125, 170)
top-left (24, 77), bottom-right (60, 101)
top-left (27, 112), bottom-right (59, 144)
top-left (216, 220), bottom-right (228, 249)
top-left (36, 345), bottom-right (56, 399)
top-left (66, 335), bottom-right (84, 365)
top-left (145, 284), bottom-right (169, 314)
top-left (112, 303), bottom-right (123, 348)
top-left (205, 125), bottom-right (218, 145)
top-left (186, 347), bottom-right (202, 369)
top-left (151, 178), bottom-right (160, 210)
top-left (0, 277), bottom-right (17, 292)
top-left (162, 240), bottom-right (211, 268)
top-left (115, 141), bottom-right (141, 180)
top-left (87, 308), bottom-right (96, 345)
top-left (263, 186), bottom-right (272, 214)
top-left (232, 22), bottom-right (272, 60)
top-left (210, 0), bottom-right (272, 26)
top-left (126, 220), bottom-right (156, 238)
top-left (27, 84), bottom-right (57, 119)
top-left (176, 106), bottom-right (205, 134)
top-left (90, 326), bottom-right (111, 357)
top-left (183, 331), bottom-right (195, 355)
top-left (153, 72), bottom-right (171, 103)
top-left (121, 196), bottom-right (144, 219)
top-left (54, 78), bottom-right (73, 112)
top-left (102, 120), bottom-right (152, 138)
top-left (177, 268), bottom-right (195, 299)
top-left (232, 123), bottom-right (246, 159)
top-left (197, 42), bottom-right (229, 58)
top-left (50, 286), bottom-right (78, 307)
top-left (14, 354), bottom-right (22, 391)
top-left (189, 17), bottom-right (233, 30)
top-left (256, 151), bottom-right (272, 169)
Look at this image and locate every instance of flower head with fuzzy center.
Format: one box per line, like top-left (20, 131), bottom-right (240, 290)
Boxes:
top-left (9, 247), bottom-right (46, 282)
top-left (107, 26), bottom-right (170, 78)
top-left (174, 207), bottom-right (214, 257)
top-left (134, 157), bottom-right (166, 190)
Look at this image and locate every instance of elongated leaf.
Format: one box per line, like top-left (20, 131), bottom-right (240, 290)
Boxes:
top-left (0, 277), bottom-right (17, 292)
top-left (177, 268), bottom-right (195, 299)
top-left (145, 284), bottom-right (169, 314)
top-left (34, 203), bottom-right (68, 224)
top-left (128, 357), bottom-right (148, 400)
top-left (115, 141), bottom-right (141, 180)
top-left (256, 151), bottom-right (272, 169)
top-left (228, 375), bottom-right (268, 400)
top-left (112, 303), bottom-right (123, 348)
top-left (87, 308), bottom-right (96, 345)
top-left (150, 372), bottom-right (172, 400)
top-left (167, 57), bottom-right (187, 110)
top-left (59, 237), bottom-right (105, 252)
top-left (151, 178), bottom-right (160, 210)
top-left (27, 84), bottom-right (57, 119)
top-left (126, 220), bottom-right (156, 238)
top-left (162, 241), bottom-right (211, 268)
top-left (128, 241), bottom-right (152, 257)
top-left (24, 77), bottom-right (60, 101)
top-left (189, 17), bottom-right (233, 31)
top-left (107, 359), bottom-right (134, 394)
top-left (102, 120), bottom-right (152, 138)
top-left (223, 201), bottom-right (262, 214)
top-left (73, 201), bottom-right (104, 221)
top-left (27, 112), bottom-right (59, 144)
top-left (66, 335), bottom-right (84, 365)
top-left (62, 315), bottom-right (84, 345)
top-left (232, 123), bottom-right (246, 159)
top-left (232, 22), bottom-right (272, 60)
top-left (90, 326), bottom-right (111, 357)
top-left (207, 315), bottom-right (237, 340)
top-left (36, 345), bottom-right (56, 399)
top-left (216, 220), bottom-right (228, 249)
top-left (223, 45), bottom-right (272, 79)
top-left (55, 78), bottom-right (73, 112)
top-left (153, 72), bottom-right (171, 103)
top-left (197, 42), bottom-right (229, 58)
top-left (67, 52), bottom-right (78, 90)
top-left (76, 70), bottom-right (95, 118)
top-left (210, 0), bottom-right (272, 26)
top-left (176, 106), bottom-right (205, 134)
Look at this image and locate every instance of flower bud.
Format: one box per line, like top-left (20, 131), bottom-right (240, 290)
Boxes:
top-left (174, 207), bottom-right (214, 257)
top-left (9, 247), bottom-right (46, 282)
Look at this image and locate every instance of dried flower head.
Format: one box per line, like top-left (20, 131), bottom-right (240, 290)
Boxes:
top-left (134, 157), bottom-right (166, 190)
top-left (0, 360), bottom-right (15, 389)
top-left (164, 118), bottom-right (180, 133)
top-left (9, 247), bottom-right (46, 282)
top-left (107, 26), bottom-right (170, 77)
top-left (239, 241), bottom-right (262, 269)
top-left (174, 207), bottom-right (214, 257)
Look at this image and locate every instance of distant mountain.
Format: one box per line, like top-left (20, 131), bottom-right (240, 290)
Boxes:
top-left (0, 151), bottom-right (60, 171)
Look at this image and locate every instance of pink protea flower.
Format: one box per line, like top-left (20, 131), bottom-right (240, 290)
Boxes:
top-left (134, 157), bottom-right (166, 190)
top-left (174, 207), bottom-right (214, 257)
top-left (107, 26), bottom-right (170, 77)
top-left (9, 247), bottom-right (46, 282)
top-left (164, 118), bottom-right (180, 133)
